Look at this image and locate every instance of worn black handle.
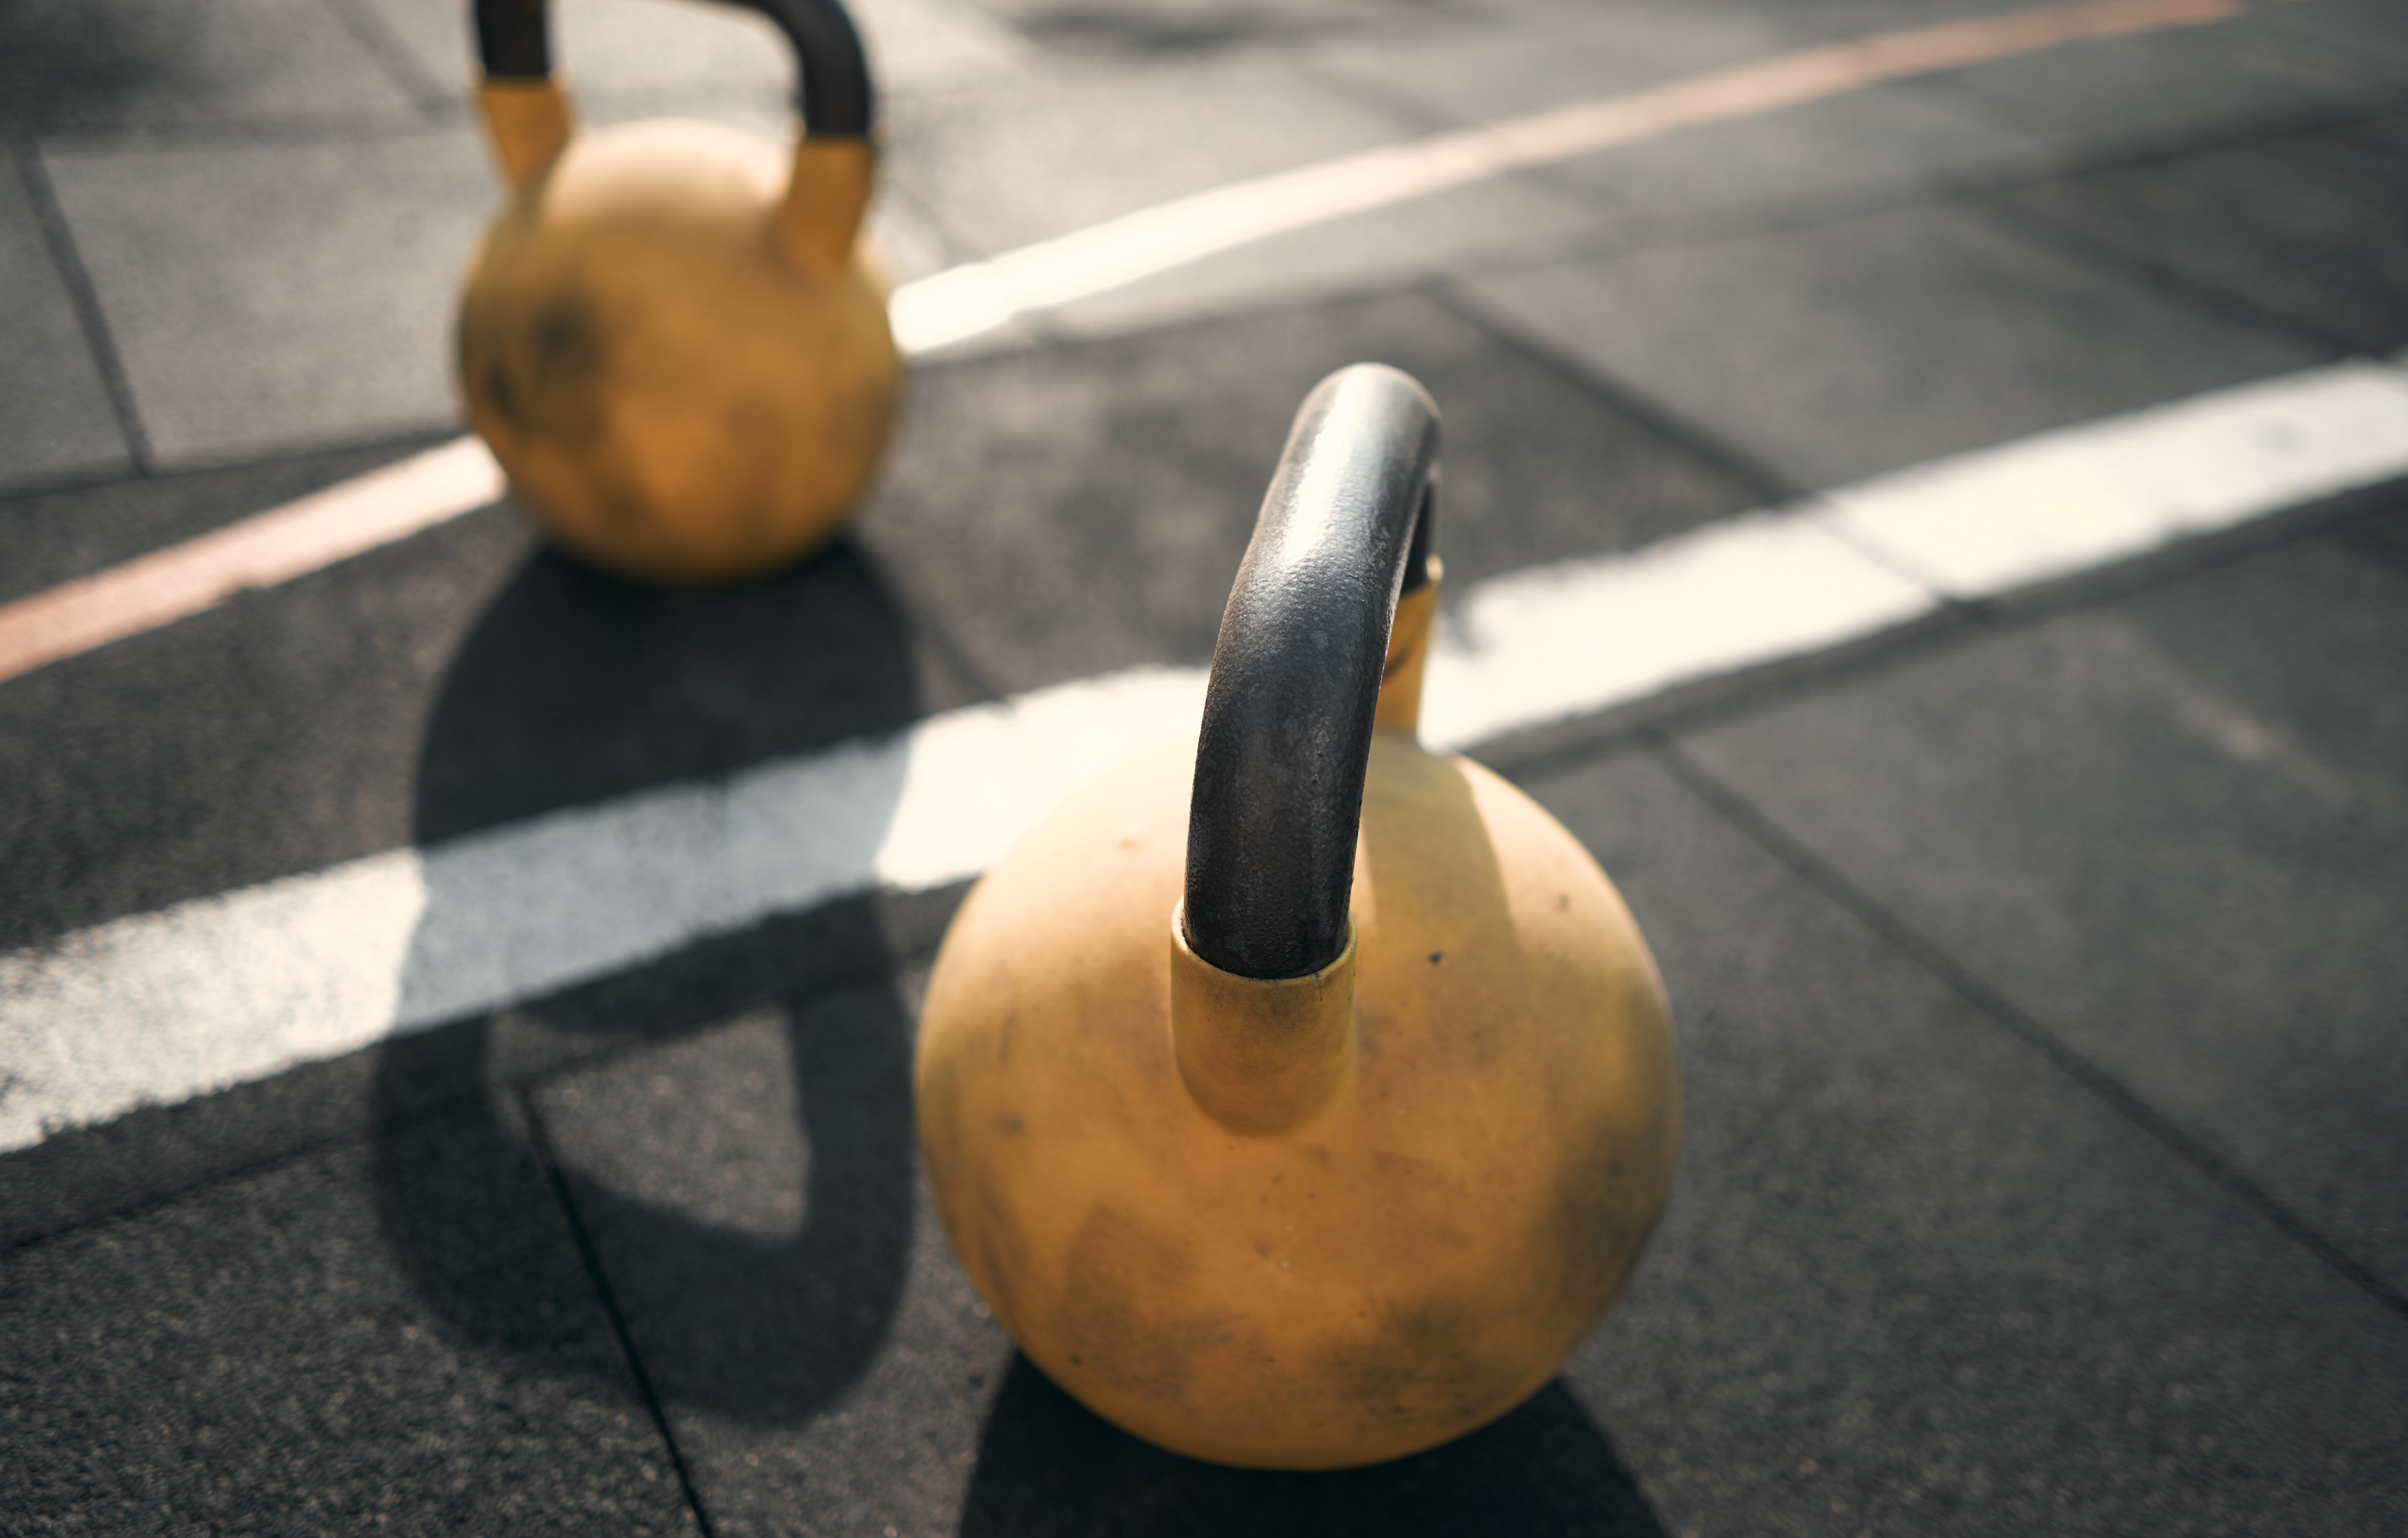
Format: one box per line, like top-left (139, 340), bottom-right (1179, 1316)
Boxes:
top-left (1183, 364), bottom-right (1440, 982)
top-left (473, 0), bottom-right (875, 136)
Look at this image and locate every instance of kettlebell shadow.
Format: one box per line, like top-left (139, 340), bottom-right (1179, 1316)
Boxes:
top-left (369, 533), bottom-right (925, 1424)
top-left (959, 1354), bottom-right (1670, 1537)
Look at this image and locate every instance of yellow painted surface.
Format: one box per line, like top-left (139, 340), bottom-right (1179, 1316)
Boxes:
top-left (1171, 912), bottom-right (1358, 1135)
top-left (458, 112), bottom-right (900, 583)
top-left (916, 581), bottom-right (1682, 1468)
top-left (476, 78), bottom-right (573, 188)
top-left (1375, 561), bottom-right (1440, 737)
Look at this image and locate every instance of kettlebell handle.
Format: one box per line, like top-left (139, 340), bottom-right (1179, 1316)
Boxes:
top-left (1184, 364), bottom-right (1439, 983)
top-left (473, 0), bottom-right (875, 136)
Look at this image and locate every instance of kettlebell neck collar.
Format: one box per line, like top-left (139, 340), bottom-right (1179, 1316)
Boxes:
top-left (779, 134), bottom-right (876, 275)
top-left (1170, 904), bottom-right (1356, 1135)
top-left (477, 78), bottom-right (573, 189)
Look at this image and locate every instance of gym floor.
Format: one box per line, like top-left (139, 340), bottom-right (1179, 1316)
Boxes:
top-left (3, 0), bottom-right (2405, 1532)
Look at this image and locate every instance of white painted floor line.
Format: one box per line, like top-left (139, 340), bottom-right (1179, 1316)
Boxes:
top-left (8, 359), bottom-right (2408, 1154)
top-left (1428, 359), bottom-right (2408, 745)
top-left (0, 0), bottom-right (2242, 689)
top-left (1821, 362), bottom-right (2408, 597)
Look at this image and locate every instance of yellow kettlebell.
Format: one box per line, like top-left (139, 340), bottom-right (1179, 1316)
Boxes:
top-left (916, 365), bottom-right (1682, 1469)
top-left (456, 0), bottom-right (900, 583)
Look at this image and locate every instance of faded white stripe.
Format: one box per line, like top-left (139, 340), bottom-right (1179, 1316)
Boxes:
top-left (1824, 360), bottom-right (2408, 596)
top-left (1422, 512), bottom-right (1930, 750)
top-left (6, 361), bottom-right (2408, 1152)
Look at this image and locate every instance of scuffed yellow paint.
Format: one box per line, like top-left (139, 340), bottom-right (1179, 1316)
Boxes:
top-left (916, 575), bottom-right (1682, 1468)
top-left (459, 88), bottom-right (900, 583)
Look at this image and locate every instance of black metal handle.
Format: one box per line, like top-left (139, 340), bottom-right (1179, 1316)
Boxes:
top-left (473, 0), bottom-right (875, 136)
top-left (1183, 364), bottom-right (1440, 982)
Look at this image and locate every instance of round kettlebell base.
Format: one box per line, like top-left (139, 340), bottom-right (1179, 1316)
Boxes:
top-left (916, 736), bottom-right (1681, 1471)
top-left (457, 119), bottom-right (902, 585)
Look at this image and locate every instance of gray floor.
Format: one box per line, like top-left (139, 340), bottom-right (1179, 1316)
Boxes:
top-left (3, 0), bottom-right (2405, 1532)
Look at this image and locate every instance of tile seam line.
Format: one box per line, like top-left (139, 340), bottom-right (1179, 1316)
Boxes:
top-left (314, 0), bottom-right (457, 120)
top-left (13, 146), bottom-right (153, 472)
top-left (28, 109), bottom-right (482, 164)
top-left (1484, 467), bottom-right (2404, 789)
top-left (1286, 45), bottom-right (1493, 143)
top-left (1419, 282), bottom-right (1803, 507)
top-left (1941, 86), bottom-right (2408, 189)
top-left (1648, 735), bottom-right (2408, 1324)
top-left (890, 581), bottom-right (1008, 705)
top-left (521, 1087), bottom-right (722, 1538)
top-left (1288, 57), bottom-right (1647, 280)
top-left (0, 1118), bottom-right (383, 1261)
top-left (0, 1046), bottom-right (524, 1256)
top-left (0, 423), bottom-right (468, 511)
top-left (0, 916), bottom-right (966, 1259)
top-left (1417, 88), bottom-right (2408, 290)
top-left (1962, 197), bottom-right (2364, 361)
top-left (1485, 613), bottom-right (1990, 790)
top-left (1812, 506), bottom-right (1974, 598)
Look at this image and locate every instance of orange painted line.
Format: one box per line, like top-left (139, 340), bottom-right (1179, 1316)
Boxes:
top-left (1, 0), bottom-right (2240, 684)
top-left (0, 438), bottom-right (501, 686)
top-left (1481, 0), bottom-right (2239, 167)
top-left (895, 0), bottom-right (2240, 342)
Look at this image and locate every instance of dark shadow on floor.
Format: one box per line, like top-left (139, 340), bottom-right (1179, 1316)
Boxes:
top-left (961, 1355), bottom-right (1669, 1538)
top-left (549, 967), bottom-right (919, 1424)
top-left (369, 533), bottom-right (927, 1424)
top-left (0, 0), bottom-right (264, 132)
top-left (410, 536), bottom-right (926, 842)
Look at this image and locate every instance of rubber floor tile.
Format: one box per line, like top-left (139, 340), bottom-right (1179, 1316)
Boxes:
top-left (532, 976), bottom-right (1015, 1538)
top-left (0, 160), bottom-right (128, 491)
top-left (1677, 535), bottom-right (2408, 1294)
top-left (877, 50), bottom-right (1421, 254)
top-left (1552, 82), bottom-right (2039, 227)
top-left (1529, 749), bottom-right (2408, 1535)
top-left (1456, 202), bottom-right (2321, 489)
top-left (40, 129), bottom-right (494, 466)
top-left (1303, 0), bottom-right (1792, 127)
top-left (1914, 19), bottom-right (2370, 157)
top-left (1984, 119), bottom-right (2408, 354)
top-left (0, 435), bottom-right (446, 607)
top-left (0, 0), bottom-right (422, 135)
top-left (857, 289), bottom-right (1765, 697)
top-left (0, 1109), bottom-right (699, 1535)
top-left (0, 504), bottom-right (973, 955)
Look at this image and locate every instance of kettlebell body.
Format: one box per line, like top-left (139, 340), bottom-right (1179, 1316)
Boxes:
top-left (916, 367), bottom-right (1681, 1470)
top-left (457, 1), bottom-right (899, 583)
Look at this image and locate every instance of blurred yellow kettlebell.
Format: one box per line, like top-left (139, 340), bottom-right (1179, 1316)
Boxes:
top-left (457, 0), bottom-right (900, 582)
top-left (916, 365), bottom-right (1682, 1469)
